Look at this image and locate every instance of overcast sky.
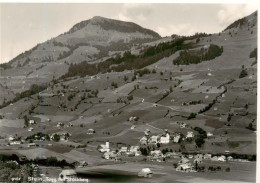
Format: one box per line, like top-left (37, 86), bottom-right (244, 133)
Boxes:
top-left (0, 3), bottom-right (257, 63)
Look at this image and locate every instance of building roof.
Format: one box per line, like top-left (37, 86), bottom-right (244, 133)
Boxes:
top-left (60, 169), bottom-right (76, 176)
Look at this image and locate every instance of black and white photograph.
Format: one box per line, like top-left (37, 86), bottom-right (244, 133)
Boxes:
top-left (0, 1), bottom-right (258, 183)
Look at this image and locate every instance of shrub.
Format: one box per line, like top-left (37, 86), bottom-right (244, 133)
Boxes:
top-left (239, 69), bottom-right (248, 78)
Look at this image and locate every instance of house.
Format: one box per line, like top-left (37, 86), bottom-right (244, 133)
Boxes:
top-left (140, 136), bottom-right (148, 145)
top-left (207, 132), bottom-right (213, 137)
top-left (150, 150), bottom-right (163, 157)
top-left (57, 122), bottom-right (64, 127)
top-left (160, 133), bottom-right (170, 144)
top-left (98, 142), bottom-right (110, 152)
top-left (10, 141), bottom-right (21, 145)
top-left (173, 134), bottom-right (181, 143)
top-left (138, 168), bottom-right (153, 178)
top-left (28, 143), bottom-right (36, 147)
top-left (203, 153), bottom-right (212, 160)
top-left (130, 125), bottom-right (136, 130)
top-left (218, 155), bottom-right (226, 162)
top-left (149, 135), bottom-right (159, 144)
top-left (67, 123), bottom-right (73, 127)
top-left (120, 147), bottom-right (128, 153)
top-left (211, 156), bottom-right (219, 161)
top-left (188, 155), bottom-right (193, 159)
top-left (186, 131), bottom-right (194, 138)
top-left (87, 129), bottom-right (95, 135)
top-left (28, 127), bottom-right (34, 132)
top-left (144, 129), bottom-right (150, 136)
top-left (129, 116), bottom-right (137, 121)
top-left (194, 154), bottom-right (203, 159)
top-left (59, 169), bottom-right (77, 181)
top-left (129, 146), bottom-right (141, 156)
top-left (8, 136), bottom-right (14, 141)
top-left (103, 151), bottom-right (117, 160)
top-left (178, 157), bottom-right (190, 164)
top-left (180, 122), bottom-right (187, 128)
top-left (227, 156), bottom-right (234, 161)
top-left (176, 163), bottom-right (195, 172)
top-left (29, 120), bottom-right (36, 125)
top-left (194, 158), bottom-right (202, 164)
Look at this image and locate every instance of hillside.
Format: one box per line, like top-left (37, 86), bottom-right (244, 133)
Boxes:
top-left (0, 11), bottom-right (257, 183)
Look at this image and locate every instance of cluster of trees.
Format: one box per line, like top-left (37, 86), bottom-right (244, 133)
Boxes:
top-left (60, 38), bottom-right (192, 79)
top-left (183, 100), bottom-right (202, 106)
top-left (187, 113), bottom-right (197, 120)
top-left (26, 132), bottom-right (50, 141)
top-left (194, 127), bottom-right (207, 147)
top-left (249, 48), bottom-right (257, 60)
top-left (239, 69), bottom-right (248, 78)
top-left (0, 84), bottom-right (47, 109)
top-left (173, 44), bottom-right (223, 65)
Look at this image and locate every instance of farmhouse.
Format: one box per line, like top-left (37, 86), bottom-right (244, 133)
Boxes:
top-left (186, 131), bottom-right (194, 138)
top-left (149, 135), bottom-right (159, 144)
top-left (120, 147), bottom-right (128, 153)
top-left (207, 132), bottom-right (213, 137)
top-left (176, 163), bottom-right (195, 173)
top-left (140, 136), bottom-right (148, 145)
top-left (29, 120), bottom-right (36, 125)
top-left (103, 151), bottom-right (117, 160)
top-left (173, 134), bottom-right (181, 143)
top-left (150, 150), bottom-right (163, 157)
top-left (159, 133), bottom-right (170, 144)
top-left (28, 127), bottom-right (34, 132)
top-left (98, 141), bottom-right (110, 152)
top-left (8, 136), bottom-right (14, 141)
top-left (129, 146), bottom-right (141, 156)
top-left (87, 129), bottom-right (95, 134)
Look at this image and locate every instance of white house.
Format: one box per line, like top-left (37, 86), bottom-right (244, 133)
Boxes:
top-left (203, 153), bottom-right (212, 160)
top-left (98, 142), bottom-right (110, 153)
top-left (129, 146), bottom-right (141, 156)
top-left (149, 135), bottom-right (159, 144)
top-left (28, 127), bottom-right (34, 132)
top-left (173, 134), bottom-right (181, 143)
top-left (103, 151), bottom-right (117, 160)
top-left (186, 131), bottom-right (194, 138)
top-left (207, 132), bottom-right (213, 137)
top-left (140, 136), bottom-right (148, 145)
top-left (160, 133), bottom-right (170, 144)
top-left (29, 120), bottom-right (36, 125)
top-left (8, 136), bottom-right (14, 141)
top-left (218, 155), bottom-right (226, 162)
top-left (176, 163), bottom-right (195, 173)
top-left (150, 150), bottom-right (163, 157)
top-left (87, 129), bottom-right (95, 135)
top-left (120, 147), bottom-right (128, 153)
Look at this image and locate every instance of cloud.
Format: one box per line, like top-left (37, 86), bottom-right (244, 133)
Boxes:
top-left (217, 4), bottom-right (257, 27)
top-left (157, 24), bottom-right (195, 37)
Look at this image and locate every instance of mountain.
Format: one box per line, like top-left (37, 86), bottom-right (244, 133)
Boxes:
top-left (1, 16), bottom-right (161, 80)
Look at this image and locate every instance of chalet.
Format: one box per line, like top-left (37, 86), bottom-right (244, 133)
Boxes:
top-left (28, 143), bottom-right (36, 147)
top-left (160, 133), bottom-right (170, 144)
top-left (130, 125), bottom-right (136, 130)
top-left (67, 123), bottom-right (73, 127)
top-left (173, 134), bottom-right (181, 143)
top-left (120, 147), bottom-right (128, 153)
top-left (140, 136), bottom-right (148, 145)
top-left (150, 150), bottom-right (163, 158)
top-left (28, 127), bottom-right (34, 132)
top-left (138, 168), bottom-right (153, 178)
top-left (8, 136), bottom-right (14, 141)
top-left (129, 146), bottom-right (141, 156)
top-left (149, 135), bottom-right (159, 144)
top-left (207, 132), bottom-right (213, 137)
top-left (194, 158), bottom-right (202, 164)
top-left (203, 153), bottom-right (212, 160)
top-left (29, 120), bottom-right (36, 125)
top-left (103, 151), bottom-right (117, 160)
top-left (176, 163), bottom-right (195, 173)
top-left (87, 129), bottom-right (95, 135)
top-left (218, 155), bottom-right (226, 162)
top-left (186, 131), bottom-right (194, 139)
top-left (178, 157), bottom-right (190, 164)
top-left (57, 122), bottom-right (64, 127)
top-left (98, 142), bottom-right (110, 152)
top-left (227, 156), bottom-right (234, 161)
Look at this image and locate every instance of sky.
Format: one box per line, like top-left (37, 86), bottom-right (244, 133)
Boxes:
top-left (0, 3), bottom-right (258, 63)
